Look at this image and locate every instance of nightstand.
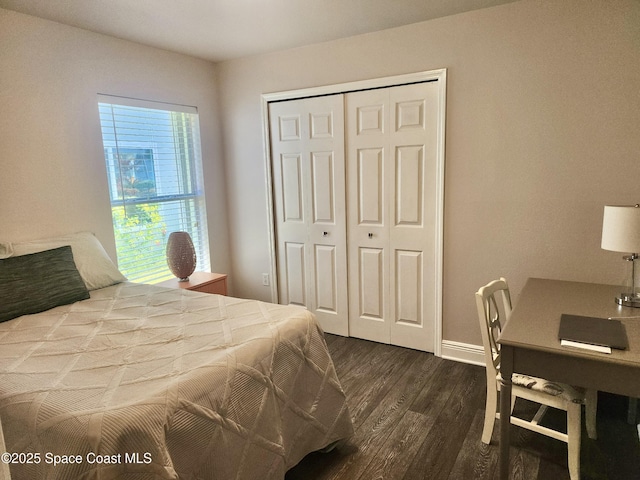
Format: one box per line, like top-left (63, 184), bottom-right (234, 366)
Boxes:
top-left (157, 272), bottom-right (228, 295)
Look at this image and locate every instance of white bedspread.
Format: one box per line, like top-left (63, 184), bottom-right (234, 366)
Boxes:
top-left (0, 283), bottom-right (352, 479)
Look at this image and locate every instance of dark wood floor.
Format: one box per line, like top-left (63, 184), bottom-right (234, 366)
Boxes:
top-left (286, 334), bottom-right (640, 480)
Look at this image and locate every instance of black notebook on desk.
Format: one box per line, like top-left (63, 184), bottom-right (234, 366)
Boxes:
top-left (558, 314), bottom-right (629, 350)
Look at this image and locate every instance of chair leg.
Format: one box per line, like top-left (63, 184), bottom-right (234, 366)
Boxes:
top-left (567, 402), bottom-right (582, 480)
top-left (585, 389), bottom-right (598, 440)
top-left (482, 385), bottom-right (498, 444)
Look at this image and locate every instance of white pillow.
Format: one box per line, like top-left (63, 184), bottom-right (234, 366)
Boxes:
top-left (8, 232), bottom-right (126, 290)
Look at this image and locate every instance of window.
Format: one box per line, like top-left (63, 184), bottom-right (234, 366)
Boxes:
top-left (98, 95), bottom-right (210, 283)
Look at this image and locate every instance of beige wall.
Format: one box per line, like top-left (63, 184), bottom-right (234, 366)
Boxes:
top-left (216, 0), bottom-right (640, 345)
top-left (0, 8), bottom-right (231, 280)
top-left (1, 0), bottom-right (639, 348)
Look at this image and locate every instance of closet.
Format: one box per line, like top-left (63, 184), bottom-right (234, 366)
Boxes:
top-left (266, 71), bottom-right (445, 353)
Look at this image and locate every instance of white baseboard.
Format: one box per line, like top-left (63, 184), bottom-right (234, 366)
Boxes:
top-left (440, 340), bottom-right (485, 366)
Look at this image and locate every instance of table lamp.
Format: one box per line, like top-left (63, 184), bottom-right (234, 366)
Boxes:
top-left (166, 231), bottom-right (196, 282)
top-left (601, 204), bottom-right (640, 307)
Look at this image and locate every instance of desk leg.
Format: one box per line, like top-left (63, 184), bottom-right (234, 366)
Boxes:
top-left (499, 345), bottom-right (514, 480)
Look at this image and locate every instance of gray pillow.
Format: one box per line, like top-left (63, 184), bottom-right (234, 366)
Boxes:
top-left (0, 245), bottom-right (90, 323)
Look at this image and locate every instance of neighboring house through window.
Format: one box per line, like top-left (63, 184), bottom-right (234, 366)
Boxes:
top-left (98, 95), bottom-right (210, 283)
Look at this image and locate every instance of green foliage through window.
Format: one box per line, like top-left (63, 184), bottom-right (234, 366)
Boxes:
top-left (111, 204), bottom-right (168, 283)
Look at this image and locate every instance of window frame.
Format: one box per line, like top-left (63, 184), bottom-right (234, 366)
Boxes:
top-left (97, 95), bottom-right (210, 284)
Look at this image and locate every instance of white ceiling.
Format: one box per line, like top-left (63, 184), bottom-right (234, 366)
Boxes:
top-left (0, 0), bottom-right (517, 62)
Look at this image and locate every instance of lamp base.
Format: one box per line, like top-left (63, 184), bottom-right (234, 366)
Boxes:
top-left (615, 293), bottom-right (640, 308)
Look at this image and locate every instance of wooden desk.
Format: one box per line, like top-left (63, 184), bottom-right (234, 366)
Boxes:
top-left (497, 278), bottom-right (640, 480)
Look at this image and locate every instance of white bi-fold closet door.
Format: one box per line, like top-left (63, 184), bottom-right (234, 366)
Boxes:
top-left (346, 83), bottom-right (440, 351)
top-left (269, 95), bottom-right (349, 336)
top-left (268, 76), bottom-right (443, 353)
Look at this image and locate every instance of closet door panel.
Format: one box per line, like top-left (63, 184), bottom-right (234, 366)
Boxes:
top-left (350, 245), bottom-right (387, 342)
top-left (284, 242), bottom-right (306, 306)
top-left (314, 244), bottom-right (338, 313)
top-left (311, 151), bottom-right (335, 223)
top-left (347, 82), bottom-right (440, 352)
top-left (306, 96), bottom-right (347, 335)
top-left (280, 153), bottom-right (304, 222)
top-left (395, 145), bottom-right (424, 226)
top-left (272, 133), bottom-right (308, 309)
top-left (388, 82), bottom-right (440, 351)
top-left (357, 148), bottom-right (385, 225)
top-left (270, 95), bottom-right (348, 336)
top-left (346, 89), bottom-right (390, 344)
top-left (394, 249), bottom-right (422, 325)
top-left (358, 247), bottom-right (384, 319)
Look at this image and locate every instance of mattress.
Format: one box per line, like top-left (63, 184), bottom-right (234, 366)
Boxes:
top-left (0, 283), bottom-right (353, 479)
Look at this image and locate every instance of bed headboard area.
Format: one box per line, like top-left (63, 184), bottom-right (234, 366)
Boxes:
top-left (0, 231), bottom-right (127, 323)
top-left (0, 231), bottom-right (126, 288)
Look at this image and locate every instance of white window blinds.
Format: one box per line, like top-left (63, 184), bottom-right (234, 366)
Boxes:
top-left (98, 95), bottom-right (210, 283)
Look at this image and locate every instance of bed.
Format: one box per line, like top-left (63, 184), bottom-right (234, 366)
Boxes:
top-left (0, 232), bottom-right (353, 480)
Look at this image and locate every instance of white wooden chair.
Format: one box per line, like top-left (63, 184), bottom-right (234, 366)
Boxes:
top-left (475, 278), bottom-right (597, 480)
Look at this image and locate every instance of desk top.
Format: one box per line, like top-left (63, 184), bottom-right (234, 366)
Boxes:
top-left (499, 278), bottom-right (640, 368)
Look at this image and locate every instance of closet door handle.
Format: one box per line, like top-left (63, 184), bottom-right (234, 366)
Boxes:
top-left (368, 233), bottom-right (373, 239)
top-left (323, 231), bottom-right (329, 237)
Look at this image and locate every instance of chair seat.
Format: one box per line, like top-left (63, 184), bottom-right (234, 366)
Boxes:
top-left (500, 373), bottom-right (585, 403)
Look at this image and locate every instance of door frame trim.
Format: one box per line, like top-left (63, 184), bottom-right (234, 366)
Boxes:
top-left (260, 68), bottom-right (447, 357)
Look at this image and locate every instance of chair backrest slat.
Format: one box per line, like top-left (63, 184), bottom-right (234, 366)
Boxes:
top-left (475, 277), bottom-right (512, 377)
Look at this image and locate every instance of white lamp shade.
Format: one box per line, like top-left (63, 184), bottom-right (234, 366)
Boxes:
top-left (601, 205), bottom-right (640, 253)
